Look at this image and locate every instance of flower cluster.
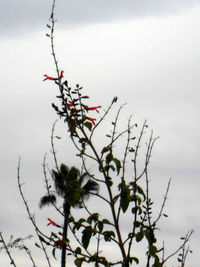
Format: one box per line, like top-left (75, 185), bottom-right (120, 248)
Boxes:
top-left (43, 71), bottom-right (101, 132)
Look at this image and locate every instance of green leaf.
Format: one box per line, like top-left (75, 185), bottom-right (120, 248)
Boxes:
top-left (82, 227), bottom-right (92, 249)
top-left (136, 230), bottom-right (144, 242)
top-left (113, 157), bottom-right (121, 175)
top-left (105, 176), bottom-right (113, 187)
top-left (78, 138), bottom-right (88, 143)
top-left (74, 247), bottom-right (82, 255)
top-left (133, 221), bottom-right (141, 228)
top-left (131, 207), bottom-right (142, 215)
top-left (101, 146), bottom-right (111, 154)
top-left (74, 258), bottom-right (84, 267)
top-left (102, 219), bottom-right (111, 225)
top-left (106, 153), bottom-right (113, 164)
top-left (73, 218), bottom-right (85, 231)
top-left (103, 231), bottom-right (115, 241)
top-left (120, 183), bottom-right (131, 213)
top-left (137, 185), bottom-right (146, 201)
top-left (105, 165), bottom-right (115, 172)
top-left (113, 194), bottom-right (119, 203)
top-left (87, 213), bottom-right (99, 224)
top-left (97, 221), bottom-right (104, 232)
top-left (84, 121), bottom-right (92, 131)
top-left (153, 255), bottom-right (162, 267)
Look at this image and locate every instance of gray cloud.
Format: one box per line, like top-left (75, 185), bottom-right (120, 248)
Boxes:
top-left (1, 0), bottom-right (200, 37)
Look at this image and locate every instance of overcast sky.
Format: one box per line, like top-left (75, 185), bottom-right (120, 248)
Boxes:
top-left (0, 0), bottom-right (200, 266)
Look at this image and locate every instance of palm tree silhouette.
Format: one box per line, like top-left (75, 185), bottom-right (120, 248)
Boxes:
top-left (39, 164), bottom-right (99, 267)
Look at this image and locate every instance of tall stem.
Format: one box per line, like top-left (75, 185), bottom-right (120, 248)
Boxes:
top-left (61, 204), bottom-right (70, 267)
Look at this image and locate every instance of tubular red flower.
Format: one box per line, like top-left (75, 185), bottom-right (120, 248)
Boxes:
top-left (87, 117), bottom-right (96, 125)
top-left (67, 103), bottom-right (74, 107)
top-left (88, 106), bottom-right (102, 113)
top-left (83, 105), bottom-right (101, 113)
top-left (43, 74), bottom-right (57, 81)
top-left (43, 70), bottom-right (64, 81)
top-left (47, 218), bottom-right (60, 227)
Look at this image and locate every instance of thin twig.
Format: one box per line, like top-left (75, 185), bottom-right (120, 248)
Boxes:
top-left (162, 230), bottom-right (193, 264)
top-left (0, 232), bottom-right (17, 267)
top-left (17, 158), bottom-right (52, 267)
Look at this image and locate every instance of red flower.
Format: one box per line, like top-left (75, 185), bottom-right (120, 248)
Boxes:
top-left (43, 71), bottom-right (64, 81)
top-left (60, 70), bottom-right (64, 78)
top-left (83, 105), bottom-right (101, 113)
top-left (47, 218), bottom-right (60, 228)
top-left (56, 240), bottom-right (66, 247)
top-left (67, 103), bottom-right (74, 107)
top-left (43, 74), bottom-right (57, 81)
top-left (87, 117), bottom-right (96, 125)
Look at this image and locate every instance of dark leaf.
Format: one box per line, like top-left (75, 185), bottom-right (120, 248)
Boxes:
top-left (39, 194), bottom-right (56, 209)
top-left (136, 231), bottom-right (144, 242)
top-left (84, 121), bottom-right (92, 131)
top-left (82, 227), bottom-right (92, 249)
top-left (74, 258), bottom-right (84, 267)
top-left (113, 157), bottom-right (121, 175)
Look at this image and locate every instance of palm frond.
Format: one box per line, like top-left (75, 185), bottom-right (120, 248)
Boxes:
top-left (52, 169), bottom-right (66, 196)
top-left (82, 179), bottom-right (99, 195)
top-left (67, 167), bottom-right (80, 182)
top-left (39, 194), bottom-right (56, 209)
top-left (60, 164), bottom-right (69, 177)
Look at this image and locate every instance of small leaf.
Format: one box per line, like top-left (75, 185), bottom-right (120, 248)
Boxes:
top-left (113, 157), bottom-right (121, 175)
top-left (133, 221), bottom-right (141, 228)
top-left (136, 230), bottom-right (144, 242)
top-left (131, 257), bottom-right (139, 264)
top-left (97, 221), bottom-right (104, 232)
top-left (102, 219), bottom-right (111, 225)
top-left (75, 247), bottom-right (82, 255)
top-left (137, 185), bottom-right (146, 201)
top-left (84, 121), bottom-right (92, 131)
top-left (106, 153), bottom-right (113, 164)
top-left (52, 247), bottom-right (57, 260)
top-left (74, 258), bottom-right (84, 267)
top-left (103, 231), bottom-right (115, 241)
